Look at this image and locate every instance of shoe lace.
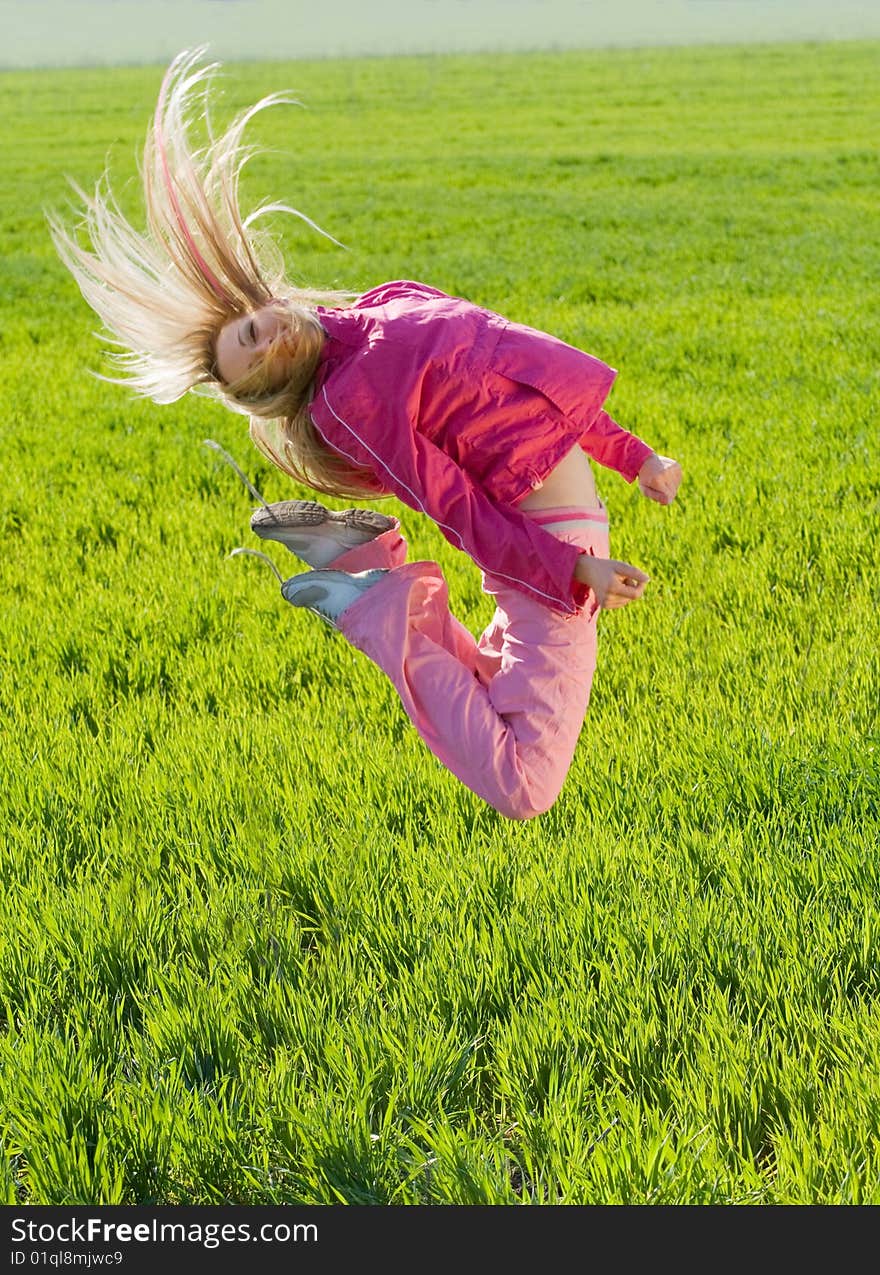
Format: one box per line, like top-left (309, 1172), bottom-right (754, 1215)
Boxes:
top-left (203, 438), bottom-right (281, 523)
top-left (305, 603), bottom-right (340, 631)
top-left (227, 546), bottom-right (284, 583)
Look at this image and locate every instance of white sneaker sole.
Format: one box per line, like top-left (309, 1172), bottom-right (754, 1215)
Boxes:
top-left (251, 501), bottom-right (395, 568)
top-left (281, 568), bottom-right (389, 629)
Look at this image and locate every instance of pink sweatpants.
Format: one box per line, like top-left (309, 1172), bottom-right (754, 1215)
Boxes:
top-left (325, 506), bottom-right (610, 820)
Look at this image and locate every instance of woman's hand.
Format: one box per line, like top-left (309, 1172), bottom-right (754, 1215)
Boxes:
top-left (574, 555), bottom-right (650, 609)
top-left (638, 453), bottom-right (682, 505)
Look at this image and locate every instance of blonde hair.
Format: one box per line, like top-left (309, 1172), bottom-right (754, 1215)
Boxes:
top-left (48, 47), bottom-right (380, 499)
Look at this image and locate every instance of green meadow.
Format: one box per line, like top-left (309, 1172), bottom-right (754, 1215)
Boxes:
top-left (0, 41), bottom-right (878, 1204)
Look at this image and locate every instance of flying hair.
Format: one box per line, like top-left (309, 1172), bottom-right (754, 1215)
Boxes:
top-left (47, 47), bottom-right (351, 406)
top-left (47, 48), bottom-right (382, 498)
top-left (153, 56), bottom-right (233, 306)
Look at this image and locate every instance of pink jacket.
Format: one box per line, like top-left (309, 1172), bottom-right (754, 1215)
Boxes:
top-left (310, 280), bottom-right (653, 615)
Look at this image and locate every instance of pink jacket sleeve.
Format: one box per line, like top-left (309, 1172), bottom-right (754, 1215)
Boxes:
top-left (310, 378), bottom-right (590, 617)
top-left (489, 319), bottom-right (653, 481)
top-left (578, 410), bottom-right (653, 482)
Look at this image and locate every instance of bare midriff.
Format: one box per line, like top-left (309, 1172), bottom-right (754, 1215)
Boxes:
top-left (517, 443), bottom-right (602, 512)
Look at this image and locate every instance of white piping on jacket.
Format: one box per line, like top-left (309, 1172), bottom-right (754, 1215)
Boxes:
top-left (315, 385), bottom-right (576, 613)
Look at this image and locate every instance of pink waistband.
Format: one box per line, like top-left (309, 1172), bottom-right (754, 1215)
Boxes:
top-left (524, 505), bottom-right (609, 525)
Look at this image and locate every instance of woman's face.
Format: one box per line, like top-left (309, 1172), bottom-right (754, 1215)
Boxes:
top-left (213, 304), bottom-right (292, 386)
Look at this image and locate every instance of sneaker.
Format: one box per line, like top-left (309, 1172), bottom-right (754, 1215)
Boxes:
top-left (251, 500), bottom-right (395, 569)
top-left (281, 568), bottom-right (389, 630)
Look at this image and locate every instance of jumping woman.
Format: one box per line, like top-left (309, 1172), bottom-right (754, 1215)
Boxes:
top-left (50, 49), bottom-right (682, 820)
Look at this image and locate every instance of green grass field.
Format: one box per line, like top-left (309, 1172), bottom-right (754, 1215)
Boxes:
top-left (1, 40), bottom-right (878, 1205)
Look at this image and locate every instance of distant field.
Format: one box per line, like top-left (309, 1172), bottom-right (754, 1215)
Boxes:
top-left (1, 42), bottom-right (878, 1204)
top-left (4, 0), bottom-right (880, 69)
